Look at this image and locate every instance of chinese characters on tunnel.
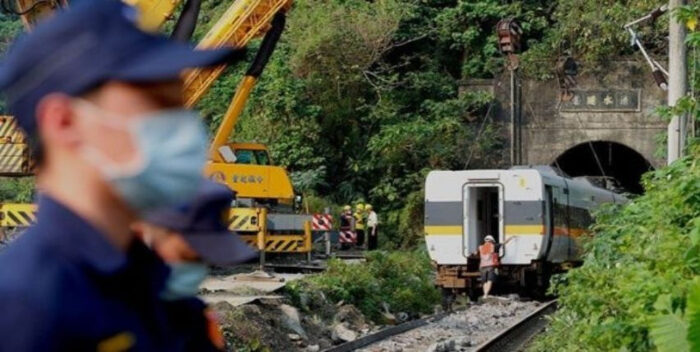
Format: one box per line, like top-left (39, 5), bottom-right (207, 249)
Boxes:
top-left (560, 89), bottom-right (641, 112)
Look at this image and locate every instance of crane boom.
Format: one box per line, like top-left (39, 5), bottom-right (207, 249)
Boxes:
top-left (182, 0), bottom-right (291, 108)
top-left (2, 0), bottom-right (313, 258)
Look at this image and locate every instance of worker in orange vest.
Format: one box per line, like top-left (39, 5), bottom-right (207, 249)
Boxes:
top-left (478, 235), bottom-right (514, 299)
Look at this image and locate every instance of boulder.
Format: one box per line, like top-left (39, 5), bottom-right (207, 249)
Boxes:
top-left (331, 323), bottom-right (357, 343)
top-left (333, 305), bottom-right (366, 330)
top-left (279, 304), bottom-right (307, 338)
top-left (381, 311), bottom-right (397, 325)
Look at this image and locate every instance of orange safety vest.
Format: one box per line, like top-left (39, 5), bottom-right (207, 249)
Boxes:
top-left (479, 242), bottom-right (499, 268)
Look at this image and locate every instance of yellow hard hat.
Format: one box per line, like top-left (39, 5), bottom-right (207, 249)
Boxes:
top-left (343, 205), bottom-right (352, 211)
top-left (365, 204), bottom-right (373, 210)
top-left (356, 203), bottom-right (365, 211)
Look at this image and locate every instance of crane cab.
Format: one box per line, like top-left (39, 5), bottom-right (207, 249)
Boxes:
top-left (204, 142), bottom-right (295, 207)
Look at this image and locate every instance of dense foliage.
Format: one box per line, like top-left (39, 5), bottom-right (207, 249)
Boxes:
top-left (285, 250), bottom-right (439, 322)
top-left (0, 1), bottom-right (694, 248)
top-left (531, 6), bottom-right (700, 351)
top-left (190, 0), bottom-right (682, 247)
top-left (530, 141), bottom-right (700, 351)
top-left (192, 0), bottom-right (555, 247)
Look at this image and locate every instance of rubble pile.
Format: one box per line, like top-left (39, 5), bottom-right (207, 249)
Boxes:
top-left (212, 294), bottom-right (375, 351)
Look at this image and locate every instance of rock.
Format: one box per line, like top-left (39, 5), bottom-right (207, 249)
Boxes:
top-left (396, 312), bottom-right (409, 322)
top-left (459, 339), bottom-right (474, 347)
top-left (331, 323), bottom-right (357, 343)
top-left (279, 304), bottom-right (307, 338)
top-left (467, 316), bottom-right (480, 325)
top-left (333, 305), bottom-right (366, 330)
top-left (299, 292), bottom-right (310, 308)
top-left (307, 345), bottom-right (320, 352)
top-left (382, 311), bottom-right (397, 325)
top-left (288, 333), bottom-right (302, 341)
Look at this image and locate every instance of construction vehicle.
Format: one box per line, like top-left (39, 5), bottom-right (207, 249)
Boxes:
top-left (0, 0), bottom-right (313, 259)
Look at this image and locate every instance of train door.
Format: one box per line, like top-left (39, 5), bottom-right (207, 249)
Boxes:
top-left (462, 183), bottom-right (504, 256)
top-left (548, 184), bottom-right (570, 263)
top-left (539, 185), bottom-right (554, 260)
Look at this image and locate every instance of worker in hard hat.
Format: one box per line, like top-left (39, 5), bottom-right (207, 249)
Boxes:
top-left (339, 205), bottom-right (355, 249)
top-left (132, 180), bottom-right (256, 352)
top-left (366, 204), bottom-right (379, 250)
top-left (476, 234), bottom-right (514, 299)
top-left (354, 203), bottom-right (366, 249)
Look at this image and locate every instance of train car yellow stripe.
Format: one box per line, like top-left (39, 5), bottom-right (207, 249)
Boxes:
top-left (425, 225), bottom-right (589, 238)
top-left (424, 225), bottom-right (462, 235)
top-left (505, 225), bottom-right (544, 235)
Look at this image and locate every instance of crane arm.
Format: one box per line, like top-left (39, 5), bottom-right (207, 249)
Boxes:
top-left (182, 0), bottom-right (292, 107)
top-left (12, 0), bottom-right (183, 31)
top-left (208, 11), bottom-right (285, 161)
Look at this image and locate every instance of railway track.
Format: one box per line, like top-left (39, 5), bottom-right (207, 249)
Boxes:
top-left (323, 299), bottom-right (556, 352)
top-left (474, 300), bottom-right (557, 352)
top-left (322, 310), bottom-right (455, 352)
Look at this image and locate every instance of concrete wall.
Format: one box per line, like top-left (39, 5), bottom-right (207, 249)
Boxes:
top-left (466, 61), bottom-right (668, 168)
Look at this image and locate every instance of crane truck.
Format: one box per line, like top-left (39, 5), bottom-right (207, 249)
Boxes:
top-left (0, 0), bottom-right (313, 259)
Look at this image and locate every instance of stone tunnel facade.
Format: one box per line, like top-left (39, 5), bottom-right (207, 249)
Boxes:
top-left (515, 62), bottom-right (667, 169)
top-left (462, 61), bottom-right (668, 192)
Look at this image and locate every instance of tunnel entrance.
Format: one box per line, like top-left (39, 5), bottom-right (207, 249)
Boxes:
top-left (552, 141), bottom-right (653, 194)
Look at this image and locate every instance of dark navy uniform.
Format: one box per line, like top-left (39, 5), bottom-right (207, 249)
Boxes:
top-left (166, 298), bottom-right (225, 352)
top-left (0, 197), bottom-right (180, 351)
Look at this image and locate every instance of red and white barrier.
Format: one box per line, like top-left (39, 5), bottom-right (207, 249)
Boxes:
top-left (312, 214), bottom-right (333, 231)
top-left (339, 230), bottom-right (356, 243)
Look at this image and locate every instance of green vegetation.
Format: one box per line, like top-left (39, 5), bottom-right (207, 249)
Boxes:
top-left (285, 250), bottom-right (439, 322)
top-left (190, 0), bottom-right (684, 247)
top-left (530, 142), bottom-right (700, 351)
top-left (531, 6), bottom-right (700, 351)
top-left (0, 177), bottom-right (34, 203)
top-left (0, 1), bottom-right (686, 249)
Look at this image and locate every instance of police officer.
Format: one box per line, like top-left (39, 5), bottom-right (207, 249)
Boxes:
top-left (0, 1), bottom-right (244, 350)
top-left (132, 180), bottom-right (257, 352)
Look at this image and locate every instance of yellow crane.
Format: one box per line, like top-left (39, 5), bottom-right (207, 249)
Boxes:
top-left (0, 0), bottom-right (312, 258)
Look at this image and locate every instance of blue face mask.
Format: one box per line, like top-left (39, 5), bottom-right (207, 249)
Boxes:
top-left (161, 262), bottom-right (209, 301)
top-left (76, 100), bottom-right (208, 214)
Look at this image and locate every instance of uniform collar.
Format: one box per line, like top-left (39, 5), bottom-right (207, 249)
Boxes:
top-left (35, 196), bottom-right (168, 283)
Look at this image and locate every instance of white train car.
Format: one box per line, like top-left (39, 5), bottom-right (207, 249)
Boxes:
top-left (424, 166), bottom-right (626, 300)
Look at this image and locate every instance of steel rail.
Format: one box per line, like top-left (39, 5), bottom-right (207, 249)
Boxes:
top-left (321, 310), bottom-right (456, 352)
top-left (474, 299), bottom-right (557, 352)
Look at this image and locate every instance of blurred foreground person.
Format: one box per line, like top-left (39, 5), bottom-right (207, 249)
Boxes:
top-left (0, 1), bottom-right (242, 350)
top-left (132, 180), bottom-right (256, 352)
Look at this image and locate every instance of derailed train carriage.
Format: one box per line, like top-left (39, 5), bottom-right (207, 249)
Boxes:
top-left (424, 166), bottom-right (626, 300)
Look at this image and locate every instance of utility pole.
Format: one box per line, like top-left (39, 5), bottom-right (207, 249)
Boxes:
top-left (667, 0), bottom-right (688, 164)
top-left (497, 19), bottom-right (523, 166)
top-left (509, 69), bottom-right (518, 165)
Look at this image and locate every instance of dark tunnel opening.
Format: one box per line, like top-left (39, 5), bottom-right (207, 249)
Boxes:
top-left (552, 141), bottom-right (653, 194)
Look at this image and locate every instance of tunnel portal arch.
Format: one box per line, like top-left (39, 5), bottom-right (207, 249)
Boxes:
top-left (552, 141), bottom-right (653, 194)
